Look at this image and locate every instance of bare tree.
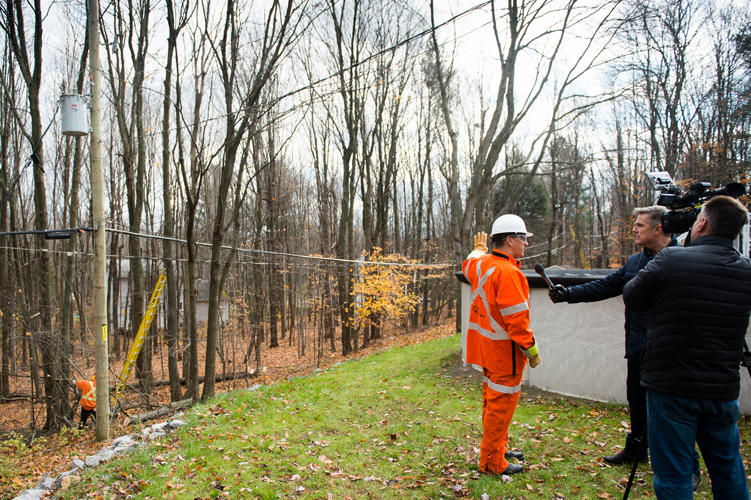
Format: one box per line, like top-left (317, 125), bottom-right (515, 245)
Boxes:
top-left (102, 0), bottom-right (154, 391)
top-left (202, 0), bottom-right (302, 400)
top-left (56, 22), bottom-right (90, 422)
top-left (686, 4), bottom-right (751, 184)
top-left (175, 0), bottom-right (213, 401)
top-left (161, 0), bottom-right (191, 402)
top-left (1, 0), bottom-right (63, 428)
top-left (321, 0), bottom-right (374, 355)
top-left (0, 42), bottom-right (17, 397)
top-left (620, 0), bottom-right (702, 177)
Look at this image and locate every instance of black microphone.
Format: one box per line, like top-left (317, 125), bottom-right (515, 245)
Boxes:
top-left (534, 263), bottom-right (556, 290)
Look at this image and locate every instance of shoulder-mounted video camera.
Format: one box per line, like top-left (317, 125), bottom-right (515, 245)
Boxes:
top-left (647, 171), bottom-right (746, 234)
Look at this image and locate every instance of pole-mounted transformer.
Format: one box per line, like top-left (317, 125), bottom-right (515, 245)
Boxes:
top-left (59, 94), bottom-right (90, 137)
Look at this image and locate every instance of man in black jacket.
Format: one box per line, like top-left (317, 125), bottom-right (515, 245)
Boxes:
top-left (623, 196), bottom-right (751, 500)
top-left (548, 206), bottom-right (677, 466)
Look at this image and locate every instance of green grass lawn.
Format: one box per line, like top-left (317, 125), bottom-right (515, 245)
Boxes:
top-left (59, 334), bottom-right (751, 499)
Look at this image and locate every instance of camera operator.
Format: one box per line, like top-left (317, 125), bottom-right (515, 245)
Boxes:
top-left (548, 206), bottom-right (699, 484)
top-left (623, 196), bottom-right (751, 499)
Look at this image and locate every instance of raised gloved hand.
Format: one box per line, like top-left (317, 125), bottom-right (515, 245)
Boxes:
top-left (529, 354), bottom-right (541, 368)
top-left (548, 284), bottom-right (570, 303)
top-left (473, 232), bottom-right (488, 253)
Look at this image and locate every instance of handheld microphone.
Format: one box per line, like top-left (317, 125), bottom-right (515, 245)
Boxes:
top-left (534, 263), bottom-right (556, 290)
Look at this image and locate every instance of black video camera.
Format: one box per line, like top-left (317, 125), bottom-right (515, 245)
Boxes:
top-left (647, 171), bottom-right (746, 234)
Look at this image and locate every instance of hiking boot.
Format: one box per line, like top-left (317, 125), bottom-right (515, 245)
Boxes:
top-left (603, 450), bottom-right (648, 465)
top-left (501, 462), bottom-right (524, 475)
top-left (505, 450), bottom-right (524, 461)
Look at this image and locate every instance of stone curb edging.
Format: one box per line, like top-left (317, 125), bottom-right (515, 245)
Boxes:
top-left (12, 416), bottom-right (188, 500)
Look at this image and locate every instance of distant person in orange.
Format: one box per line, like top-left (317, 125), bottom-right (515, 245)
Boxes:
top-left (73, 376), bottom-right (96, 428)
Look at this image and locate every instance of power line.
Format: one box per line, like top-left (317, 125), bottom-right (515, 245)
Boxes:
top-left (105, 227), bottom-right (454, 268)
top-left (0, 226), bottom-right (455, 269)
top-left (93, 0), bottom-right (493, 142)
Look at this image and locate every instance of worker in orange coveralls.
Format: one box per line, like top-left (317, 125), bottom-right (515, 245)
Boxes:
top-left (73, 376), bottom-right (96, 428)
top-left (462, 214), bottom-right (541, 476)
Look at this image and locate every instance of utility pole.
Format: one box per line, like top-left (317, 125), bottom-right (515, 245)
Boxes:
top-left (88, 0), bottom-right (109, 441)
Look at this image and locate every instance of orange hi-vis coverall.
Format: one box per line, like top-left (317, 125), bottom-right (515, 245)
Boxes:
top-left (462, 250), bottom-right (537, 474)
top-left (75, 379), bottom-right (96, 411)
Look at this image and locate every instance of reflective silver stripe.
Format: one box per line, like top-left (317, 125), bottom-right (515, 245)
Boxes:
top-left (500, 301), bottom-right (529, 317)
top-left (470, 261), bottom-right (508, 338)
top-left (483, 376), bottom-right (522, 394)
top-left (83, 387), bottom-right (96, 402)
top-left (468, 322), bottom-right (510, 341)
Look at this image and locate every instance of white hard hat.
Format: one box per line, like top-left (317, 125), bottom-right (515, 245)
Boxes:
top-left (491, 214), bottom-right (533, 237)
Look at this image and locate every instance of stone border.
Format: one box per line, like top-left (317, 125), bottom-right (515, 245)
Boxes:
top-left (12, 416), bottom-right (187, 500)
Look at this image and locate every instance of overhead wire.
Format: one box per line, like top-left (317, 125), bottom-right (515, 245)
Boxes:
top-left (0, 225), bottom-right (455, 269)
top-left (105, 227), bottom-right (455, 268)
top-left (91, 0), bottom-right (495, 142)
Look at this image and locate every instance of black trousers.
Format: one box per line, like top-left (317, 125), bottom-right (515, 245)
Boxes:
top-left (80, 408), bottom-right (96, 427)
top-left (624, 357), bottom-right (648, 457)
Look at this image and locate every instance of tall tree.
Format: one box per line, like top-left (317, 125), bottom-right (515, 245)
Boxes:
top-left (324, 0), bottom-right (371, 355)
top-left (202, 0), bottom-right (301, 400)
top-left (175, 1), bottom-right (213, 401)
top-left (103, 0), bottom-right (154, 391)
top-left (1, 0), bottom-right (61, 428)
top-left (161, 0), bottom-right (191, 403)
top-left (0, 43), bottom-right (17, 397)
top-left (620, 0), bottom-right (701, 177)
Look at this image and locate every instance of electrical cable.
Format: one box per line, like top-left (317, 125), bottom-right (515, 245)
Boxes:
top-left (4, 105), bottom-right (60, 205)
top-left (93, 0), bottom-right (494, 142)
top-left (105, 227), bottom-right (454, 268)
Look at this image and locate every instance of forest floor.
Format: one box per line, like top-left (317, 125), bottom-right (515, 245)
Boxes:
top-left (0, 321), bottom-right (456, 499)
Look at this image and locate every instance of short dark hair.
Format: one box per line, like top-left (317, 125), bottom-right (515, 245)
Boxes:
top-left (632, 206), bottom-right (664, 228)
top-left (702, 196), bottom-right (749, 239)
top-left (492, 233), bottom-right (513, 248)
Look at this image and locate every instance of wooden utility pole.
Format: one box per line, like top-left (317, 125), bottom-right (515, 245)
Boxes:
top-left (88, 0), bottom-right (109, 440)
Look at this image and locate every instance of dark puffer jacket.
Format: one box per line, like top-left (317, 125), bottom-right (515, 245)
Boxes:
top-left (623, 235), bottom-right (751, 400)
top-left (566, 239), bottom-right (678, 359)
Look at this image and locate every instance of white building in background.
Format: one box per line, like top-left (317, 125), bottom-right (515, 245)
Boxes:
top-left (112, 259), bottom-right (228, 331)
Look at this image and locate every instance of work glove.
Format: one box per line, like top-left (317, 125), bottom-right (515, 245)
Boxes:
top-left (520, 343), bottom-right (541, 368)
top-left (466, 232), bottom-right (489, 260)
top-left (529, 354), bottom-right (541, 368)
top-left (473, 232), bottom-right (488, 253)
top-left (548, 284), bottom-right (570, 303)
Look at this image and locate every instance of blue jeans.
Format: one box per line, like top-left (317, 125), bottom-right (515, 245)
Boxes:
top-left (647, 390), bottom-right (750, 500)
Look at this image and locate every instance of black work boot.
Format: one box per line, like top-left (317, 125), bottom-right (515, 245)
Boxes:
top-left (603, 449), bottom-right (648, 465)
top-left (505, 449), bottom-right (524, 461)
top-left (501, 463), bottom-right (524, 475)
